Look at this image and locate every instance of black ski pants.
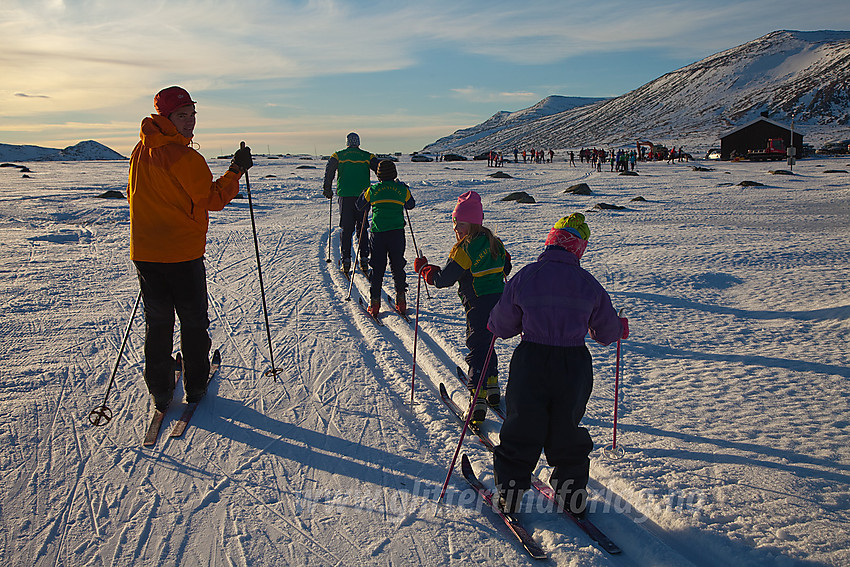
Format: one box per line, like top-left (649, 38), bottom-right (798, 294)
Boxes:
top-left (134, 258), bottom-right (212, 406)
top-left (368, 228), bottom-right (406, 301)
top-left (339, 196), bottom-right (369, 264)
top-left (461, 292), bottom-right (500, 389)
top-left (493, 341), bottom-right (594, 496)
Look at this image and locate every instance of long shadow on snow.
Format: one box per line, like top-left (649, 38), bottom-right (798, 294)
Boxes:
top-left (621, 291), bottom-right (850, 322)
top-left (624, 340), bottom-right (849, 379)
top-left (584, 417), bottom-right (850, 487)
top-left (191, 386), bottom-right (448, 492)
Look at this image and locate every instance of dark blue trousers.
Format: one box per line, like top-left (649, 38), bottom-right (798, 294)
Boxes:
top-left (493, 342), bottom-right (594, 495)
top-left (134, 258), bottom-right (212, 406)
top-left (368, 229), bottom-right (406, 301)
top-left (339, 196), bottom-right (369, 264)
top-left (462, 292), bottom-right (500, 389)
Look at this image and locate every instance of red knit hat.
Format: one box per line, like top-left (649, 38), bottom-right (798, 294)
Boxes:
top-left (154, 86), bottom-right (196, 117)
top-left (452, 191), bottom-right (483, 225)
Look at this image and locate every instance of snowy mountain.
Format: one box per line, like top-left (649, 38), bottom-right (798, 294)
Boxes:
top-left (0, 140), bottom-right (126, 162)
top-left (427, 95), bottom-right (607, 150)
top-left (424, 30), bottom-right (850, 155)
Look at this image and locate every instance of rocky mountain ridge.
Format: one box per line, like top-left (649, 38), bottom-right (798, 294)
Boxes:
top-left (424, 30), bottom-right (850, 154)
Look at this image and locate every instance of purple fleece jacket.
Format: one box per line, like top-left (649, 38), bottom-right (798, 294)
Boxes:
top-left (487, 246), bottom-right (623, 347)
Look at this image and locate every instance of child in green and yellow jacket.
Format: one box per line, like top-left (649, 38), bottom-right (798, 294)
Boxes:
top-left (414, 191), bottom-right (511, 424)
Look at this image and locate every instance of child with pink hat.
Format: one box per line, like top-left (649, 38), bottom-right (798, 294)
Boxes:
top-left (414, 190), bottom-right (511, 424)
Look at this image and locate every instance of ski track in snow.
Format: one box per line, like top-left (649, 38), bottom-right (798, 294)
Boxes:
top-left (0, 156), bottom-right (849, 566)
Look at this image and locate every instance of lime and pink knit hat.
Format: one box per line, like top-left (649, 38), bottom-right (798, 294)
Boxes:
top-left (545, 213), bottom-right (589, 259)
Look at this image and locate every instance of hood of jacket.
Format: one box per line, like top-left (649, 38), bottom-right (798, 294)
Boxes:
top-left (139, 114), bottom-right (191, 150)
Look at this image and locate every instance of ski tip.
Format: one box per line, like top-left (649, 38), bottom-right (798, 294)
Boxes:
top-left (439, 382), bottom-right (448, 396)
top-left (461, 453), bottom-right (472, 471)
top-left (211, 349), bottom-right (221, 364)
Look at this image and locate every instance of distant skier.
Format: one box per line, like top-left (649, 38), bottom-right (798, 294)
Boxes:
top-left (414, 191), bottom-right (511, 424)
top-left (323, 133), bottom-right (379, 275)
top-left (128, 86), bottom-right (251, 411)
top-left (486, 213), bottom-right (628, 515)
top-left (356, 160), bottom-right (415, 316)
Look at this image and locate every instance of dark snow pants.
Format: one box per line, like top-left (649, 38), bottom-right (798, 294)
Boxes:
top-left (339, 196), bottom-right (369, 264)
top-left (493, 341), bottom-right (594, 498)
top-left (462, 292), bottom-right (500, 389)
top-left (134, 258), bottom-right (212, 408)
top-left (368, 228), bottom-right (406, 301)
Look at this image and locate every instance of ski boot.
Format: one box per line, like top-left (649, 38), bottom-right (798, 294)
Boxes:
top-left (367, 298), bottom-right (381, 318)
top-left (486, 375), bottom-right (500, 407)
top-left (469, 387), bottom-right (487, 425)
top-left (498, 487), bottom-right (526, 514)
top-left (395, 292), bottom-right (407, 315)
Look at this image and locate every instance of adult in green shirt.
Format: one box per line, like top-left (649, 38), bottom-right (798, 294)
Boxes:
top-left (323, 132), bottom-right (379, 274)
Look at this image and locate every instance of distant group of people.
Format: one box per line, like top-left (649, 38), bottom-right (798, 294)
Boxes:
top-left (519, 148), bottom-right (554, 164)
top-left (486, 151), bottom-right (506, 167)
top-left (127, 85), bottom-right (628, 519)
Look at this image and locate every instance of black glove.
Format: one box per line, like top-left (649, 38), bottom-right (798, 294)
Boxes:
top-left (231, 143), bottom-right (253, 172)
top-left (323, 187), bottom-right (333, 199)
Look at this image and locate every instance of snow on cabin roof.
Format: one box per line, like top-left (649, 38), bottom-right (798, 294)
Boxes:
top-left (721, 116), bottom-right (802, 139)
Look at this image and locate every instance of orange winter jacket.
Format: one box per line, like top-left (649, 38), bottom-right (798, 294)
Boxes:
top-left (128, 114), bottom-right (240, 263)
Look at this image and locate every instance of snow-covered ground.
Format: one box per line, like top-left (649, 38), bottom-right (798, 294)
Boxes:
top-left (1, 153), bottom-right (848, 566)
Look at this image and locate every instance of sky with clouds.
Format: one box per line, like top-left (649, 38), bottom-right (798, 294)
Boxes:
top-left (2, 0), bottom-right (850, 158)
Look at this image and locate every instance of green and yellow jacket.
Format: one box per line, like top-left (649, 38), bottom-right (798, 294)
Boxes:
top-left (322, 147), bottom-right (379, 197)
top-left (429, 232), bottom-right (512, 301)
top-left (356, 180), bottom-right (415, 233)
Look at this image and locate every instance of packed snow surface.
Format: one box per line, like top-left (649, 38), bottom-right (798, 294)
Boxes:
top-left (1, 154), bottom-right (848, 566)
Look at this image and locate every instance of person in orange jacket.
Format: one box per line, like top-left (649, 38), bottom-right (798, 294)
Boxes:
top-left (128, 86), bottom-right (252, 412)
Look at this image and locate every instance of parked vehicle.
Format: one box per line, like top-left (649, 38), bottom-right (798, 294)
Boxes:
top-left (410, 154), bottom-right (434, 162)
top-left (747, 138), bottom-right (786, 161)
top-left (442, 153), bottom-right (468, 161)
top-left (815, 139), bottom-right (850, 155)
top-left (705, 148), bottom-right (721, 160)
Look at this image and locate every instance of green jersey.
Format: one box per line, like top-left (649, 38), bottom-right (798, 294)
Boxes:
top-left (363, 180), bottom-right (412, 233)
top-left (332, 147), bottom-right (376, 197)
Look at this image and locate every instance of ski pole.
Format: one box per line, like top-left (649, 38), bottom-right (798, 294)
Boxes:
top-left (345, 207), bottom-right (369, 301)
top-left (89, 289), bottom-right (142, 426)
top-left (612, 339), bottom-right (622, 446)
top-left (435, 335), bottom-right (497, 514)
top-left (604, 315), bottom-right (625, 459)
top-left (326, 193), bottom-right (333, 264)
top-left (405, 208), bottom-right (431, 300)
top-left (242, 143), bottom-right (282, 381)
top-left (410, 271), bottom-right (424, 405)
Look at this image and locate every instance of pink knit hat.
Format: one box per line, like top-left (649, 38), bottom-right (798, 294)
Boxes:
top-left (452, 191), bottom-right (483, 225)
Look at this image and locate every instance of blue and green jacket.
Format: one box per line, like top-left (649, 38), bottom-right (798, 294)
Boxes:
top-left (429, 232), bottom-right (511, 301)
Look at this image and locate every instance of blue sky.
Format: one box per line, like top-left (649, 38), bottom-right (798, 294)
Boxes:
top-left (2, 0), bottom-right (850, 158)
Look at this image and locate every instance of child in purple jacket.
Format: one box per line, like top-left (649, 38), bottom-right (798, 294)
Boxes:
top-left (487, 213), bottom-right (628, 515)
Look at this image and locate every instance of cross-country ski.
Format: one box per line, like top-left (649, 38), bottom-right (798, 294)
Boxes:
top-left (460, 454), bottom-right (548, 560)
top-left (169, 349), bottom-right (222, 438)
top-left (143, 354), bottom-right (183, 447)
